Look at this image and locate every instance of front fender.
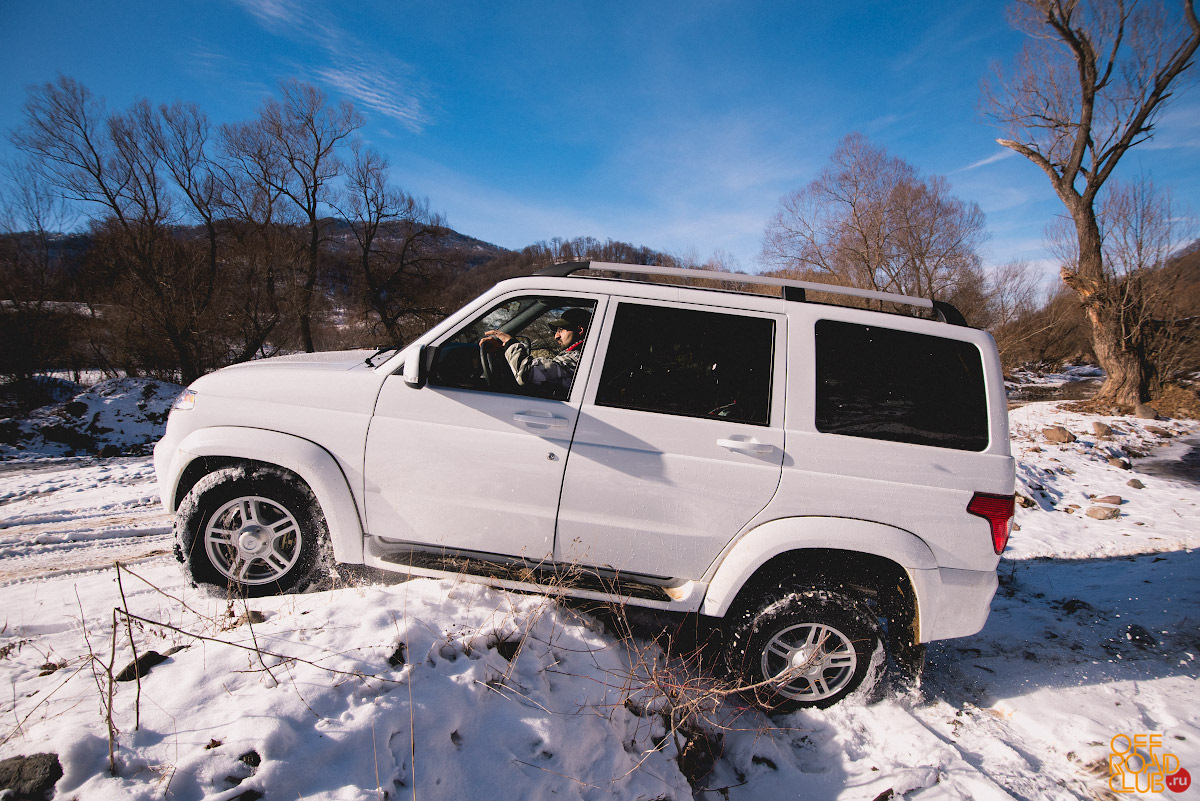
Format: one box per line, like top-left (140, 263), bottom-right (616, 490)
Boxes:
top-left (700, 516), bottom-right (938, 618)
top-left (161, 426), bottom-right (364, 565)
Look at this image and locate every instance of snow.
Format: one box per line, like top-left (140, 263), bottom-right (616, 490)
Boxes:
top-left (1, 378), bottom-right (183, 460)
top-left (0, 399), bottom-right (1197, 800)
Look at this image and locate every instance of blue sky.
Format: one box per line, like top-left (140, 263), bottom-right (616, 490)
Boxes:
top-left (2, 0), bottom-right (1198, 284)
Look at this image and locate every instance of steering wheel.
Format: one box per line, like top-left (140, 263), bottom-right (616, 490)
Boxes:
top-left (479, 336), bottom-right (523, 391)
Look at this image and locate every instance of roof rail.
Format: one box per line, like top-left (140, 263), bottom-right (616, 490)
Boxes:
top-left (533, 261), bottom-right (967, 326)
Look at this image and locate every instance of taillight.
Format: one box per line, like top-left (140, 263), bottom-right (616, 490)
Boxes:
top-left (968, 492), bottom-right (1016, 554)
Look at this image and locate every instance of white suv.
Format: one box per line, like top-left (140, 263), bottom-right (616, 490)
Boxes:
top-left (154, 262), bottom-right (1015, 708)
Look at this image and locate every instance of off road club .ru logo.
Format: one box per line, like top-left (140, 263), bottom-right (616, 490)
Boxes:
top-left (1110, 734), bottom-right (1191, 794)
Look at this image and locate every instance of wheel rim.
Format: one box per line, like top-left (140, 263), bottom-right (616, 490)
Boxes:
top-left (204, 495), bottom-right (303, 586)
top-left (760, 622), bottom-right (858, 702)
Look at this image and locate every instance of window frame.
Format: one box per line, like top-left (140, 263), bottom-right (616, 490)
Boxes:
top-left (812, 317), bottom-right (990, 452)
top-left (424, 291), bottom-right (604, 402)
top-left (583, 296), bottom-right (785, 428)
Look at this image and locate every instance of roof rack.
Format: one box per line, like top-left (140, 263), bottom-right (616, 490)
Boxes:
top-left (533, 261), bottom-right (967, 326)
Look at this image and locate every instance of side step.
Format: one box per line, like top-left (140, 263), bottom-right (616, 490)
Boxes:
top-left (378, 547), bottom-right (674, 602)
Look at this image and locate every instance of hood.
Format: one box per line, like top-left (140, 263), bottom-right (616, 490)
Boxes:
top-left (216, 349), bottom-right (378, 373)
top-left (187, 349), bottom-right (386, 414)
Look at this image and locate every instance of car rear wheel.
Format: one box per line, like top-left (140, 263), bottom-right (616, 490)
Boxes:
top-left (726, 586), bottom-right (882, 710)
top-left (175, 466), bottom-right (329, 597)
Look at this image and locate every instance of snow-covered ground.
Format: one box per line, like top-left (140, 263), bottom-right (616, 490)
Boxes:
top-left (0, 401), bottom-right (1197, 800)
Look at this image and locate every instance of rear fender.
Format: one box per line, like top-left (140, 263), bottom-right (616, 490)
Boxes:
top-left (701, 516), bottom-right (937, 618)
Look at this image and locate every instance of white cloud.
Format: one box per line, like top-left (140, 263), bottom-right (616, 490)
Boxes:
top-left (954, 149), bottom-right (1018, 173)
top-left (1139, 100), bottom-right (1200, 151)
top-left (230, 0), bottom-right (430, 130)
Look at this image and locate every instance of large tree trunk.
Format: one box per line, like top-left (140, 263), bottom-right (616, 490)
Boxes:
top-left (1086, 303), bottom-right (1154, 406)
top-left (1061, 213), bottom-right (1153, 407)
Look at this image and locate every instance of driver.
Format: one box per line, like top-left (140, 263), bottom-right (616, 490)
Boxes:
top-left (482, 308), bottom-right (591, 394)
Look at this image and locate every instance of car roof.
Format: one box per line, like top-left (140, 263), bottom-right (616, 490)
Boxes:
top-left (527, 261), bottom-right (968, 327)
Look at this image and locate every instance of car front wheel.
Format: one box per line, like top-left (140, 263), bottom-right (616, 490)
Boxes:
top-left (175, 466), bottom-right (329, 597)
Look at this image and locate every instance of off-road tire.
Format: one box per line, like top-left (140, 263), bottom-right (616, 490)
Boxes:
top-left (175, 465), bottom-right (329, 598)
top-left (725, 586), bottom-right (882, 711)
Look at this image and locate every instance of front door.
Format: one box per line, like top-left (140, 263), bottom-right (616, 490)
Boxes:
top-left (364, 293), bottom-right (602, 559)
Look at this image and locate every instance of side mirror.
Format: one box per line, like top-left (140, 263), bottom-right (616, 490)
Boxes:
top-left (403, 345), bottom-right (427, 388)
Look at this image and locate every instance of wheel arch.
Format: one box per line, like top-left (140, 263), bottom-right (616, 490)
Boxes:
top-left (701, 517), bottom-right (931, 642)
top-left (163, 426), bottom-right (364, 565)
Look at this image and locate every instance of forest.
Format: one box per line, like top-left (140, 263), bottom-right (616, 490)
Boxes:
top-left (1, 75), bottom-right (1198, 409)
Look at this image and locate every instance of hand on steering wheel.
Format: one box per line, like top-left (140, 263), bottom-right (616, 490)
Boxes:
top-left (479, 337), bottom-right (503, 386)
top-left (477, 333), bottom-right (524, 389)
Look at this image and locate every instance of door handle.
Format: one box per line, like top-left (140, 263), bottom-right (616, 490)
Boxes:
top-left (717, 438), bottom-right (774, 454)
top-left (513, 412), bottom-right (569, 429)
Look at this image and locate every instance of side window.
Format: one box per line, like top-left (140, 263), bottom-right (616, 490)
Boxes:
top-left (428, 296), bottom-right (596, 400)
top-left (814, 319), bottom-right (989, 451)
top-left (595, 303), bottom-right (774, 425)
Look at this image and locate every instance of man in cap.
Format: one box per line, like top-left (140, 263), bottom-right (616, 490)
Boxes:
top-left (482, 307), bottom-right (590, 396)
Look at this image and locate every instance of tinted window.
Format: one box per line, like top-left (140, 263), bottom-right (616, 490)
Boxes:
top-left (596, 303), bottom-right (774, 425)
top-left (815, 319), bottom-right (988, 451)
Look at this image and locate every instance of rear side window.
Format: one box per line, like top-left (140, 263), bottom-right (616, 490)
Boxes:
top-left (815, 319), bottom-right (988, 451)
top-left (596, 303), bottom-right (774, 425)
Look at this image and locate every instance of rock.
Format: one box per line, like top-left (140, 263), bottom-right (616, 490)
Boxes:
top-left (1125, 624), bottom-right (1157, 649)
top-left (1093, 495), bottom-right (1123, 505)
top-left (1134, 403), bottom-right (1160, 420)
top-left (1042, 426), bottom-right (1076, 443)
top-left (1086, 506), bottom-right (1121, 520)
top-left (0, 753), bottom-right (63, 801)
top-left (1016, 494), bottom-right (1037, 508)
top-left (1108, 457), bottom-right (1132, 470)
top-left (1145, 426), bottom-right (1172, 438)
top-left (1092, 422), bottom-right (1113, 438)
top-left (1127, 478), bottom-right (1145, 489)
top-left (1061, 599), bottom-right (1094, 614)
top-left (115, 650), bottom-right (170, 682)
top-left (232, 610), bottom-right (267, 627)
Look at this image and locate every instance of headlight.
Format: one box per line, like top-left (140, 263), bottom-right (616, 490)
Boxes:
top-left (172, 389), bottom-right (197, 411)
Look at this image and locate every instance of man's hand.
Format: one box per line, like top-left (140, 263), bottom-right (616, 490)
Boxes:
top-left (480, 330), bottom-right (512, 352)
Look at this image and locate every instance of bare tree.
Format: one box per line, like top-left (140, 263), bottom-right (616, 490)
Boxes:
top-left (216, 113), bottom-right (303, 361)
top-left (149, 102), bottom-right (224, 294)
top-left (244, 80), bottom-right (363, 351)
top-left (984, 0), bottom-right (1200, 405)
top-left (987, 260), bottom-right (1041, 329)
top-left (0, 158), bottom-right (78, 379)
top-left (982, 260), bottom-right (1070, 364)
top-left (338, 144), bottom-right (451, 345)
top-left (1096, 178), bottom-right (1196, 383)
top-left (763, 133), bottom-right (987, 318)
top-left (11, 76), bottom-right (218, 381)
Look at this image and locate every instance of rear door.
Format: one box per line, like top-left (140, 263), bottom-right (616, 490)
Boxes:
top-left (554, 298), bottom-right (786, 578)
